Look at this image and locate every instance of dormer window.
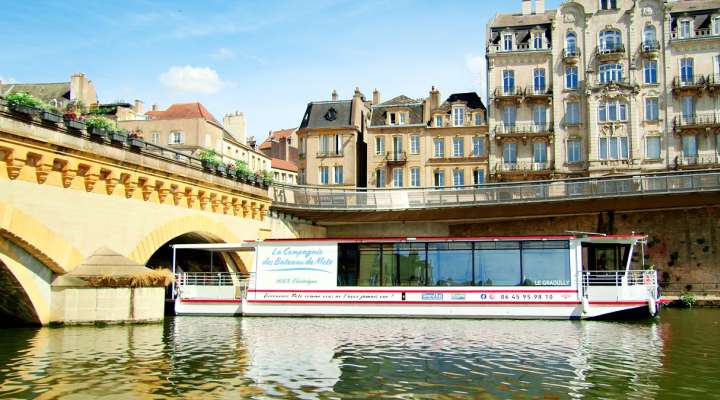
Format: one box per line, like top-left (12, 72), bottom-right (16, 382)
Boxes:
top-left (713, 16), bottom-right (720, 35)
top-left (435, 115), bottom-right (443, 127)
top-left (532, 32), bottom-right (543, 49)
top-left (679, 19), bottom-right (691, 39)
top-left (503, 33), bottom-right (513, 51)
top-left (453, 106), bottom-right (465, 127)
top-left (389, 112), bottom-right (396, 125)
top-left (388, 111), bottom-right (408, 125)
top-left (599, 0), bottom-right (617, 10)
top-left (399, 112), bottom-right (407, 125)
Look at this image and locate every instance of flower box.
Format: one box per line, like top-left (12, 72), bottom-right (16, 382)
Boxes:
top-left (64, 118), bottom-right (85, 130)
top-left (201, 160), bottom-right (217, 173)
top-left (227, 168), bottom-right (237, 179)
top-left (110, 131), bottom-right (128, 143)
top-left (129, 138), bottom-right (145, 149)
top-left (40, 110), bottom-right (63, 123)
top-left (216, 164), bottom-right (227, 176)
top-left (88, 127), bottom-right (109, 139)
top-left (9, 103), bottom-right (35, 116)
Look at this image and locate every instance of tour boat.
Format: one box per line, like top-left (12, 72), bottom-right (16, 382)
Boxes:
top-left (173, 234), bottom-right (664, 320)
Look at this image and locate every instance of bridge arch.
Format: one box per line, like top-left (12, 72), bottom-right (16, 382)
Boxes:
top-left (0, 238), bottom-right (54, 325)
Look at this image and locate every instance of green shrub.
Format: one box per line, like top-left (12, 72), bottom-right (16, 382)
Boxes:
top-left (680, 291), bottom-right (696, 308)
top-left (6, 92), bottom-right (47, 109)
top-left (84, 116), bottom-right (115, 131)
top-left (198, 149), bottom-right (221, 167)
top-left (235, 160), bottom-right (252, 178)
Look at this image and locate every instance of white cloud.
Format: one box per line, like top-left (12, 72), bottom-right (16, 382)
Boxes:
top-left (212, 48), bottom-right (235, 60)
top-left (465, 54), bottom-right (487, 98)
top-left (159, 66), bottom-right (224, 93)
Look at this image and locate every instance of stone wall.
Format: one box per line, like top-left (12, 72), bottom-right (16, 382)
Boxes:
top-left (50, 286), bottom-right (165, 325)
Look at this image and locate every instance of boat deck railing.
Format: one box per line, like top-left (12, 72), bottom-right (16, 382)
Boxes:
top-left (270, 170), bottom-right (720, 211)
top-left (582, 270), bottom-right (657, 287)
top-left (176, 272), bottom-right (250, 287)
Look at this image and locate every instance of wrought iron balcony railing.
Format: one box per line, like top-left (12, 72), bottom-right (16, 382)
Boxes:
top-left (493, 86), bottom-right (523, 98)
top-left (385, 151), bottom-right (407, 163)
top-left (270, 170), bottom-right (720, 211)
top-left (671, 28), bottom-right (720, 41)
top-left (641, 40), bottom-right (660, 53)
top-left (596, 44), bottom-right (625, 57)
top-left (316, 150), bottom-right (343, 157)
top-left (562, 48), bottom-right (580, 59)
top-left (672, 76), bottom-right (706, 89)
top-left (494, 124), bottom-right (553, 135)
top-left (673, 113), bottom-right (720, 129)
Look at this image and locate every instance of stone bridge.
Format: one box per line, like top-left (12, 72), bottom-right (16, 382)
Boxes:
top-left (0, 107), bottom-right (322, 325)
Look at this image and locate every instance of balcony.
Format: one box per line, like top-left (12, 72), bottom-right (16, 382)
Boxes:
top-left (595, 44), bottom-right (625, 61)
top-left (524, 87), bottom-right (552, 102)
top-left (673, 113), bottom-right (720, 133)
top-left (593, 76), bottom-right (633, 90)
top-left (708, 74), bottom-right (720, 93)
top-left (640, 40), bottom-right (660, 59)
top-left (493, 86), bottom-right (523, 102)
top-left (385, 151), bottom-right (407, 165)
top-left (494, 124), bottom-right (553, 143)
top-left (562, 48), bottom-right (580, 64)
top-left (488, 42), bottom-right (551, 54)
top-left (316, 150), bottom-right (343, 158)
top-left (671, 28), bottom-right (720, 42)
top-left (493, 161), bottom-right (553, 181)
top-left (676, 155), bottom-right (720, 170)
top-left (671, 76), bottom-right (705, 95)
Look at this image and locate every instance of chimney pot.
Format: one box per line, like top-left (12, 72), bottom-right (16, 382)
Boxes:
top-left (535, 0), bottom-right (544, 14)
top-left (331, 89), bottom-right (338, 101)
top-left (151, 104), bottom-right (159, 112)
top-left (372, 88), bottom-right (381, 105)
top-left (522, 0), bottom-right (532, 15)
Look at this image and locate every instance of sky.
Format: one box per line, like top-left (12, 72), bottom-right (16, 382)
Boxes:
top-left (0, 0), bottom-right (561, 142)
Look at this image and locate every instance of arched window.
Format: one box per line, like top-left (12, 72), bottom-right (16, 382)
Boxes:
top-left (599, 30), bottom-right (622, 52)
top-left (643, 25), bottom-right (657, 50)
top-left (565, 32), bottom-right (577, 55)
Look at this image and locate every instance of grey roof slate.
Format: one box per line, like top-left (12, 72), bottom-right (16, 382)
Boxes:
top-left (370, 95), bottom-right (425, 127)
top-left (0, 82), bottom-right (71, 102)
top-left (299, 100), bottom-right (353, 129)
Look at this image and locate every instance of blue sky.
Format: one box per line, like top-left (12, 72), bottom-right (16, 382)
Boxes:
top-left (0, 0), bottom-right (561, 141)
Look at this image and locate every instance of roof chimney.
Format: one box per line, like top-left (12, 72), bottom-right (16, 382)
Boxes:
top-left (151, 104), bottom-right (159, 112)
top-left (429, 86), bottom-right (440, 109)
top-left (522, 0), bottom-right (532, 15)
top-left (372, 88), bottom-right (380, 105)
top-left (535, 0), bottom-right (544, 14)
top-left (331, 89), bottom-right (338, 101)
top-left (133, 99), bottom-right (144, 114)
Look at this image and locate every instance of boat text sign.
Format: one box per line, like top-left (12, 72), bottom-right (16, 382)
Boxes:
top-left (256, 243), bottom-right (337, 289)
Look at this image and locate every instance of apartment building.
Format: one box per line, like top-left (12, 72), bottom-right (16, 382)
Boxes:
top-left (259, 128), bottom-right (300, 184)
top-left (367, 88), bottom-right (488, 188)
top-left (296, 88), bottom-right (370, 186)
top-left (487, 0), bottom-right (720, 178)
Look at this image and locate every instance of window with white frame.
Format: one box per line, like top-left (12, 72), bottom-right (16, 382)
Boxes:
top-left (567, 139), bottom-right (581, 163)
top-left (565, 66), bottom-right (578, 89)
top-left (473, 169), bottom-right (485, 185)
top-left (533, 68), bottom-right (546, 94)
top-left (472, 136), bottom-right (484, 157)
top-left (598, 100), bottom-right (627, 122)
top-left (320, 134), bottom-right (329, 154)
top-left (453, 106), bottom-right (465, 126)
top-left (643, 25), bottom-right (657, 49)
top-left (646, 136), bottom-right (661, 159)
top-left (645, 98), bottom-right (659, 121)
top-left (475, 112), bottom-right (483, 126)
top-left (682, 96), bottom-right (695, 122)
top-left (410, 167), bottom-right (420, 187)
top-left (399, 112), bottom-right (407, 125)
top-left (299, 137), bottom-right (306, 155)
top-left (151, 131), bottom-right (160, 144)
top-left (599, 136), bottom-right (629, 160)
top-left (434, 170), bottom-right (445, 187)
top-left (599, 63), bottom-right (622, 83)
top-left (644, 61), bottom-right (658, 84)
top-left (713, 16), bottom-right (720, 35)
top-left (453, 169), bottom-right (464, 187)
top-left (333, 166), bottom-right (343, 185)
top-left (717, 133), bottom-right (720, 155)
top-left (532, 105), bottom-right (547, 130)
top-left (566, 32), bottom-right (577, 54)
top-left (319, 166), bottom-right (329, 184)
top-left (600, 0), bottom-right (617, 10)
top-left (503, 33), bottom-right (513, 51)
top-left (298, 169), bottom-right (305, 184)
top-left (435, 115), bottom-right (443, 127)
top-left (533, 32), bottom-right (543, 49)
top-left (393, 168), bottom-right (403, 187)
top-left (375, 169), bottom-right (385, 187)
top-left (334, 134), bottom-right (342, 155)
top-left (566, 102), bottom-right (580, 125)
top-left (679, 19), bottom-right (691, 39)
top-left (389, 112), bottom-right (397, 125)
top-left (503, 70), bottom-right (515, 94)
top-left (453, 137), bottom-right (464, 157)
top-left (680, 58), bottom-right (694, 83)
top-left (599, 30), bottom-right (622, 51)
top-left (169, 131), bottom-right (184, 144)
top-left (502, 105), bottom-right (516, 128)
top-left (533, 142), bottom-right (547, 164)
top-left (682, 135), bottom-right (698, 157)
top-left (433, 138), bottom-right (445, 158)
top-left (503, 143), bottom-right (517, 164)
top-left (410, 134), bottom-right (420, 154)
top-left (375, 136), bottom-right (385, 155)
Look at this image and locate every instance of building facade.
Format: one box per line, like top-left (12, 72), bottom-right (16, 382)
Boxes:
top-left (296, 88), bottom-right (370, 186)
top-left (260, 128), bottom-right (300, 184)
top-left (0, 72), bottom-right (98, 110)
top-left (487, 0), bottom-right (720, 178)
top-left (367, 89), bottom-right (488, 188)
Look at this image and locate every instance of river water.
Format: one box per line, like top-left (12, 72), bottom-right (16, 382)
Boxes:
top-left (0, 309), bottom-right (718, 399)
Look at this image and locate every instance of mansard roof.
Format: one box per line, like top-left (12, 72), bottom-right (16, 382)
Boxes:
top-left (370, 94), bottom-right (424, 127)
top-left (299, 100), bottom-right (353, 130)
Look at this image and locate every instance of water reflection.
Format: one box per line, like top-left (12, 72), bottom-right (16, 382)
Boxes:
top-left (0, 311), bottom-right (718, 399)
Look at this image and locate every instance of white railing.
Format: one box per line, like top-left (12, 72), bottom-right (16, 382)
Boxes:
top-left (581, 270), bottom-right (657, 287)
top-left (176, 272), bottom-right (249, 287)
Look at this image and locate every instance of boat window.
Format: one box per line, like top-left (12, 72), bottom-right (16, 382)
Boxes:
top-left (428, 242), bottom-right (473, 286)
top-left (337, 243), bottom-right (359, 286)
top-left (396, 242), bottom-right (426, 286)
top-left (475, 241), bottom-right (521, 286)
top-left (381, 245), bottom-right (397, 286)
top-left (357, 244), bottom-right (382, 286)
top-left (582, 243), bottom-right (631, 271)
top-left (521, 241), bottom-right (571, 286)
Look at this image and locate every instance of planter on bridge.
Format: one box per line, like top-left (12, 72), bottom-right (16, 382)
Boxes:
top-left (216, 164), bottom-right (227, 177)
top-left (88, 126), bottom-right (109, 139)
top-left (40, 110), bottom-right (63, 124)
top-left (8, 103), bottom-right (36, 116)
top-left (129, 137), bottom-right (145, 149)
top-left (63, 118), bottom-right (85, 131)
top-left (110, 130), bottom-right (128, 144)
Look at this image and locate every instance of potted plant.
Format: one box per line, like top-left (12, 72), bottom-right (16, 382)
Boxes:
top-left (216, 163), bottom-right (227, 177)
top-left (110, 129), bottom-right (128, 143)
top-left (128, 131), bottom-right (145, 149)
top-left (226, 163), bottom-right (237, 179)
top-left (63, 111), bottom-right (85, 130)
top-left (198, 149), bottom-right (220, 173)
top-left (235, 161), bottom-right (251, 183)
top-left (39, 103), bottom-right (63, 123)
top-left (84, 116), bottom-right (114, 139)
top-left (5, 92), bottom-right (42, 116)
top-left (261, 170), bottom-right (274, 187)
